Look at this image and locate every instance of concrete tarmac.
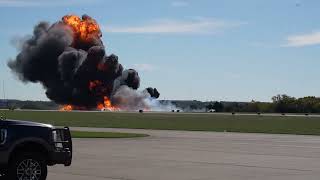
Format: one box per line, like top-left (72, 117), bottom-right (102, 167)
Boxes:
top-left (48, 128), bottom-right (320, 180)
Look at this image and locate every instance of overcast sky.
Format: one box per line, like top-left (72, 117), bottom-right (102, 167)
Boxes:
top-left (0, 0), bottom-right (320, 102)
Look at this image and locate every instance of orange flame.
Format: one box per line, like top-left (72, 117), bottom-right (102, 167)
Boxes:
top-left (88, 81), bottom-right (118, 110)
top-left (60, 105), bottom-right (73, 111)
top-left (97, 96), bottom-right (119, 111)
top-left (62, 15), bottom-right (101, 41)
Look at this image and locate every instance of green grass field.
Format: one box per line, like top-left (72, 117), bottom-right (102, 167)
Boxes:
top-left (71, 131), bottom-right (148, 138)
top-left (2, 110), bottom-right (320, 135)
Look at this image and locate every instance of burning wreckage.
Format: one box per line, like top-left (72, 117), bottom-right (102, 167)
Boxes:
top-left (8, 14), bottom-right (160, 111)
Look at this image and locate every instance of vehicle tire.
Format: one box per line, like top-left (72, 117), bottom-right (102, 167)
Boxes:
top-left (8, 152), bottom-right (47, 180)
top-left (0, 174), bottom-right (7, 180)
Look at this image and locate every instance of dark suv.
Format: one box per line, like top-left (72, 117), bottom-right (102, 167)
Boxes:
top-left (0, 118), bottom-right (72, 180)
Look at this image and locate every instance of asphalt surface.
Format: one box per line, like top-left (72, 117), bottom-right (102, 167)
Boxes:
top-left (48, 128), bottom-right (320, 180)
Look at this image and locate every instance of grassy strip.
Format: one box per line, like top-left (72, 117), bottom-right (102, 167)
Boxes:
top-left (2, 110), bottom-right (320, 135)
top-left (71, 131), bottom-right (148, 138)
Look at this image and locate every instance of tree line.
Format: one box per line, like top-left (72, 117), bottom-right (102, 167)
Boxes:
top-left (2, 94), bottom-right (320, 113)
top-left (204, 94), bottom-right (320, 113)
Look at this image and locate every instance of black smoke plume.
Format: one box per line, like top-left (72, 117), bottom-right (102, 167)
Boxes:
top-left (8, 14), bottom-right (159, 110)
top-left (146, 87), bottom-right (160, 98)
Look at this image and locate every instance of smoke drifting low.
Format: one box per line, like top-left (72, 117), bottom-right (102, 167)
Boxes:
top-left (8, 14), bottom-right (160, 111)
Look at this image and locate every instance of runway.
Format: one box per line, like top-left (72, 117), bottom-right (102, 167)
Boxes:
top-left (48, 128), bottom-right (320, 180)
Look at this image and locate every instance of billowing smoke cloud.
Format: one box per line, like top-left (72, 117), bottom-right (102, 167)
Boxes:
top-left (8, 14), bottom-right (160, 110)
top-left (112, 86), bottom-right (174, 111)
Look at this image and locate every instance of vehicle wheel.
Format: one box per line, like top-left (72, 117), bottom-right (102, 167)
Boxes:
top-left (0, 174), bottom-right (7, 180)
top-left (8, 152), bottom-right (47, 180)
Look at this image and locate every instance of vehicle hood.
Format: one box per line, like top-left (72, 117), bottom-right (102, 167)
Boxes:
top-left (0, 119), bottom-right (53, 128)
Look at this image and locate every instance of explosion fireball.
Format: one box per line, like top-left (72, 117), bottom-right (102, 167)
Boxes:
top-left (8, 14), bottom-right (160, 111)
top-left (62, 15), bottom-right (101, 42)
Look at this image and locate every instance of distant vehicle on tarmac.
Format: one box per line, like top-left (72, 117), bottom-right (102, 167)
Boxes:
top-left (0, 118), bottom-right (72, 180)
